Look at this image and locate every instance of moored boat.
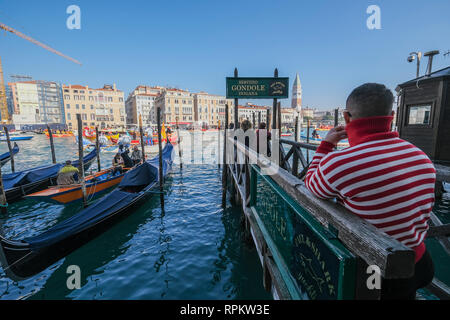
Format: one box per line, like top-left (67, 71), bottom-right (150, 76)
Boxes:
top-left (0, 143), bottom-right (174, 280)
top-left (2, 149), bottom-right (98, 204)
top-left (0, 136), bottom-right (33, 141)
top-left (0, 143), bottom-right (19, 167)
top-left (25, 167), bottom-right (129, 204)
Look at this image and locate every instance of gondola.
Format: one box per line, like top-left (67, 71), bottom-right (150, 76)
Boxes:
top-left (0, 143), bottom-right (174, 280)
top-left (2, 148), bottom-right (98, 204)
top-left (25, 167), bottom-right (129, 204)
top-left (0, 143), bottom-right (19, 167)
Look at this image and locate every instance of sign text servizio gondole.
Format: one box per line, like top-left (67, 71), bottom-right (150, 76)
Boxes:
top-left (226, 77), bottom-right (289, 99)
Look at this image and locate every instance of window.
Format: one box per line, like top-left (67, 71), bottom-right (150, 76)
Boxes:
top-left (82, 114), bottom-right (87, 120)
top-left (82, 104), bottom-right (86, 109)
top-left (67, 113), bottom-right (71, 120)
top-left (90, 114), bottom-right (95, 120)
top-left (66, 104), bottom-right (70, 109)
top-left (90, 105), bottom-right (94, 110)
top-left (76, 104), bottom-right (80, 109)
top-left (407, 104), bottom-right (432, 125)
top-left (64, 95), bottom-right (70, 100)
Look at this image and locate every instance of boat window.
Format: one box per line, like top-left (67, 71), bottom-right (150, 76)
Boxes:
top-left (407, 104), bottom-right (432, 125)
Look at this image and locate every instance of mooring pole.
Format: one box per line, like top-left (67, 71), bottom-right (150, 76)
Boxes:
top-left (139, 115), bottom-right (146, 162)
top-left (218, 119), bottom-right (221, 169)
top-left (334, 108), bottom-right (339, 127)
top-left (222, 104), bottom-right (229, 208)
top-left (306, 119), bottom-right (311, 163)
top-left (258, 111), bottom-right (261, 128)
top-left (176, 116), bottom-right (182, 169)
top-left (95, 126), bottom-right (101, 171)
top-left (252, 112), bottom-right (256, 130)
top-left (3, 126), bottom-right (14, 173)
top-left (272, 68), bottom-right (278, 132)
top-left (0, 164), bottom-right (7, 214)
top-left (157, 107), bottom-right (164, 209)
top-left (47, 125), bottom-right (56, 164)
top-left (77, 114), bottom-right (87, 208)
top-left (266, 108), bottom-right (271, 131)
top-left (294, 116), bottom-right (299, 142)
top-left (234, 68), bottom-right (239, 130)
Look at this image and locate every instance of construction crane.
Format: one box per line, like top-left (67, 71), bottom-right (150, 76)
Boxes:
top-left (0, 22), bottom-right (82, 123)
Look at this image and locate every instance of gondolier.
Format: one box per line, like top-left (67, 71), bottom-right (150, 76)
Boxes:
top-left (130, 146), bottom-right (143, 166)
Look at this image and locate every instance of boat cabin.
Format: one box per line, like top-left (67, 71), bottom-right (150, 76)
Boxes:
top-left (396, 66), bottom-right (450, 164)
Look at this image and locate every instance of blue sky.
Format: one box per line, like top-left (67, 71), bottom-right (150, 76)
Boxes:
top-left (0, 0), bottom-right (449, 109)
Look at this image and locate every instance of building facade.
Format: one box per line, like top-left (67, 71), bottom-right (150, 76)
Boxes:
top-left (62, 84), bottom-right (126, 130)
top-left (154, 88), bottom-right (195, 127)
top-left (281, 108), bottom-right (295, 126)
top-left (7, 80), bottom-right (65, 127)
top-left (125, 85), bottom-right (164, 126)
top-left (238, 103), bottom-right (269, 125)
top-left (194, 92), bottom-right (234, 127)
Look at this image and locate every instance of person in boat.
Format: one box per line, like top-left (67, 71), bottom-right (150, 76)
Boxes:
top-left (130, 145), bottom-right (142, 166)
top-left (56, 160), bottom-right (79, 185)
top-left (311, 128), bottom-right (320, 139)
top-left (112, 153), bottom-right (124, 175)
top-left (304, 83), bottom-right (436, 300)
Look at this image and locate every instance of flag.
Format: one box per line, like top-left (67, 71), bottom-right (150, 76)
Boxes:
top-left (161, 123), bottom-right (167, 141)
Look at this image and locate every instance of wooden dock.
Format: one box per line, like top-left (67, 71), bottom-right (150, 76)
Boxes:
top-left (222, 131), bottom-right (450, 300)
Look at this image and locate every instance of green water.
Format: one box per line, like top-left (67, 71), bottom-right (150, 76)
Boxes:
top-left (0, 134), bottom-right (271, 300)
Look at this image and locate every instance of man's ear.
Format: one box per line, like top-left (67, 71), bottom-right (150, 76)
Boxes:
top-left (344, 111), bottom-right (351, 124)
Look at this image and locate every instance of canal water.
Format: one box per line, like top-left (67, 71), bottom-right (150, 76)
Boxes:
top-left (0, 132), bottom-right (448, 299)
top-left (0, 133), bottom-right (271, 300)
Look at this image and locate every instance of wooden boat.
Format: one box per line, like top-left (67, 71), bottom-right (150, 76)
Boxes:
top-left (300, 135), bottom-right (349, 148)
top-left (0, 136), bottom-right (33, 141)
top-left (2, 149), bottom-right (98, 204)
top-left (0, 143), bottom-right (174, 280)
top-left (25, 167), bottom-right (129, 204)
top-left (44, 131), bottom-right (74, 138)
top-left (0, 143), bottom-right (19, 167)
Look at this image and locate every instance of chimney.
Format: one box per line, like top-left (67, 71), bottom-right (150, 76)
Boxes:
top-left (423, 50), bottom-right (440, 76)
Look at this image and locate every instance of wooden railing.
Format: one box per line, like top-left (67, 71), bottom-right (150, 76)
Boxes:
top-left (224, 134), bottom-right (450, 299)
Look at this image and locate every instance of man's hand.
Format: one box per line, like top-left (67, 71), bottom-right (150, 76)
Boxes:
top-left (323, 126), bottom-right (347, 146)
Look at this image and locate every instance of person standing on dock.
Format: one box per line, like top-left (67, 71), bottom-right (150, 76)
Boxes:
top-left (304, 83), bottom-right (436, 300)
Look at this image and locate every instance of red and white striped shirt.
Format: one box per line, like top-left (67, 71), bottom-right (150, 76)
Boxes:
top-left (305, 116), bottom-right (436, 262)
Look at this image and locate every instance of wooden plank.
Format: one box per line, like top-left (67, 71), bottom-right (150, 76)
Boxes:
top-left (230, 138), bottom-right (415, 279)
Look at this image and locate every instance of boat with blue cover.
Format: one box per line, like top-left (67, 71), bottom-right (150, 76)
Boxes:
top-left (0, 143), bottom-right (19, 167)
top-left (0, 143), bottom-right (174, 280)
top-left (3, 148), bottom-right (97, 204)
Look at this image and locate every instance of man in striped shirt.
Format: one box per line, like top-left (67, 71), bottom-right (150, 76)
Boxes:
top-left (305, 83), bottom-right (435, 299)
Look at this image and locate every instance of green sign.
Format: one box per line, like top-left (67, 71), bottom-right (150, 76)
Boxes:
top-left (251, 166), bottom-right (356, 300)
top-left (226, 77), bottom-right (289, 99)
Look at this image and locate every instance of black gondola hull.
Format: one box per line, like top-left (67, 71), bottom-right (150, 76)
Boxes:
top-left (0, 187), bottom-right (153, 280)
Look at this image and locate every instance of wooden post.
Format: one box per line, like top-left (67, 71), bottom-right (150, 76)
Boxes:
top-left (272, 68), bottom-right (278, 131)
top-left (277, 101), bottom-right (281, 140)
top-left (334, 108), bottom-right (339, 127)
top-left (176, 116), bottom-right (182, 169)
top-left (266, 108), bottom-right (271, 131)
top-left (3, 126), bottom-right (14, 173)
top-left (77, 114), bottom-right (87, 208)
top-left (139, 115), bottom-right (146, 162)
top-left (47, 125), bottom-right (56, 164)
top-left (218, 120), bottom-right (221, 169)
top-left (252, 112), bottom-right (256, 130)
top-left (294, 116), bottom-right (299, 142)
top-left (157, 107), bottom-right (164, 209)
top-left (306, 120), bottom-right (311, 163)
top-left (95, 126), bottom-right (101, 171)
top-left (258, 111), bottom-right (261, 128)
top-left (0, 164), bottom-right (7, 214)
top-left (234, 68), bottom-right (239, 130)
top-left (222, 104), bottom-right (229, 208)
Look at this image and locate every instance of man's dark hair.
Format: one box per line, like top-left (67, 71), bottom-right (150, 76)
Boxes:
top-left (258, 122), bottom-right (266, 130)
top-left (346, 83), bottom-right (394, 119)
